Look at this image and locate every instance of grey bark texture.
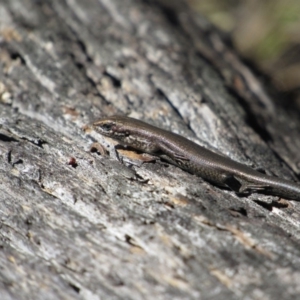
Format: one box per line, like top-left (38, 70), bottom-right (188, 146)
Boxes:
top-left (0, 0), bottom-right (300, 299)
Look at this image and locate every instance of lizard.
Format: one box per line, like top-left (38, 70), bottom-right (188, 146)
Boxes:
top-left (92, 115), bottom-right (300, 201)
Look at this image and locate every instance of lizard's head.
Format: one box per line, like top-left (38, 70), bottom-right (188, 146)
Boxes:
top-left (92, 115), bottom-right (163, 153)
top-left (92, 116), bottom-right (129, 140)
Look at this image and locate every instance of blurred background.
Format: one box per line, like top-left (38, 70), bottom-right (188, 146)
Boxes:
top-left (187, 0), bottom-right (300, 104)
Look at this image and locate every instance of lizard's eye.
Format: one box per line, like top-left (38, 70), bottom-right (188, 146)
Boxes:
top-left (102, 123), bottom-right (113, 131)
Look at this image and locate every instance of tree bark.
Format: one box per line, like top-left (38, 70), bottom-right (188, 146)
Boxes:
top-left (0, 0), bottom-right (300, 299)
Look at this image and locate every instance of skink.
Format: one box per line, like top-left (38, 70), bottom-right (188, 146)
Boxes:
top-left (93, 115), bottom-right (300, 201)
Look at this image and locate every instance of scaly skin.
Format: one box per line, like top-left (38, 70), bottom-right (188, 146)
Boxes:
top-left (93, 115), bottom-right (300, 201)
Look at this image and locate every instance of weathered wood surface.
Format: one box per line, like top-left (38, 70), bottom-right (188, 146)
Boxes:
top-left (0, 0), bottom-right (300, 299)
